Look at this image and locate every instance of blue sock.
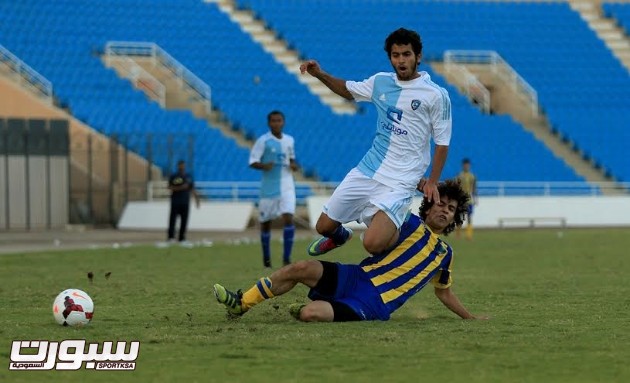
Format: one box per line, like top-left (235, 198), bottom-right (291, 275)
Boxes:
top-left (283, 225), bottom-right (295, 263)
top-left (261, 231), bottom-right (271, 265)
top-left (330, 225), bottom-right (350, 245)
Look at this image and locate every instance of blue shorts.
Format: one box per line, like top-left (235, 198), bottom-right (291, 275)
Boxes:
top-left (308, 263), bottom-right (390, 321)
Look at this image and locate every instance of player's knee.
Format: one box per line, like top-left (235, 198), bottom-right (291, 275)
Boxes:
top-left (286, 260), bottom-right (315, 276)
top-left (299, 305), bottom-right (328, 322)
top-left (362, 237), bottom-right (388, 255)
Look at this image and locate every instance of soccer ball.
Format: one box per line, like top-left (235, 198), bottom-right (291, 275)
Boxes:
top-left (52, 289), bottom-right (94, 326)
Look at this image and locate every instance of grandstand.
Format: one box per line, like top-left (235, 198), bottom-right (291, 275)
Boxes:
top-left (1, 0), bottom-right (629, 227)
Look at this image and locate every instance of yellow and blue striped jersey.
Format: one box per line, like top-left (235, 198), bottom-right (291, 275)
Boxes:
top-left (359, 214), bottom-right (453, 314)
top-left (457, 171), bottom-right (476, 197)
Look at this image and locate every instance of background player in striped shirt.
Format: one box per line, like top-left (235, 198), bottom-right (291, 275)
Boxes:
top-left (299, 28), bottom-right (452, 258)
top-left (213, 179), bottom-right (487, 322)
top-left (249, 110), bottom-right (299, 268)
top-left (456, 158), bottom-right (477, 240)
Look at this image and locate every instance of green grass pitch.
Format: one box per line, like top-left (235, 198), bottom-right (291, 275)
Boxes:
top-left (1, 228), bottom-right (629, 383)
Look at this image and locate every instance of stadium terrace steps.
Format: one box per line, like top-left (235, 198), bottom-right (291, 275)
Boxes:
top-left (0, 72), bottom-right (163, 221)
top-left (1, 0), bottom-right (627, 187)
top-left (433, 61), bottom-right (618, 193)
top-left (207, 0), bottom-right (356, 115)
top-left (574, 1), bottom-right (630, 71)
top-left (237, 0), bottom-right (630, 183)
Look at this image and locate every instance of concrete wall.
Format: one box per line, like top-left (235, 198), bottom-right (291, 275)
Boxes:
top-left (307, 195), bottom-right (630, 229)
top-left (0, 75), bottom-right (162, 223)
top-left (117, 201), bottom-right (254, 232)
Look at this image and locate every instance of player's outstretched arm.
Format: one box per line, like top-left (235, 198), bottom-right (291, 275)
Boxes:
top-left (434, 287), bottom-right (488, 320)
top-left (299, 60), bottom-right (353, 100)
top-left (422, 145), bottom-right (449, 203)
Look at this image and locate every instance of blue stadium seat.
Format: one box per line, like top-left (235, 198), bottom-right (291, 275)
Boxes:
top-left (2, 0), bottom-right (626, 188)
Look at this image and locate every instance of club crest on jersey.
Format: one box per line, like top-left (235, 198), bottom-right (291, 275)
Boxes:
top-left (411, 99), bottom-right (421, 110)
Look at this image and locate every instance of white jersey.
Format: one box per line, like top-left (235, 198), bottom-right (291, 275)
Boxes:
top-left (249, 132), bottom-right (296, 199)
top-left (346, 72), bottom-right (452, 191)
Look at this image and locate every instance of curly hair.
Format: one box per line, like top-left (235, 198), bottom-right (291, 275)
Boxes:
top-left (419, 179), bottom-right (470, 236)
top-left (384, 28), bottom-right (423, 57)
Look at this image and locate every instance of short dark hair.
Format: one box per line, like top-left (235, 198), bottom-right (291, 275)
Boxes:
top-left (419, 179), bottom-right (470, 236)
top-left (462, 158), bottom-right (471, 164)
top-left (267, 110), bottom-right (284, 121)
top-left (384, 28), bottom-right (423, 57)
top-left (177, 160), bottom-right (186, 166)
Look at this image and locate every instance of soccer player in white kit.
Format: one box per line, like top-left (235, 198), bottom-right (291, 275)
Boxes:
top-left (300, 28), bottom-right (452, 256)
top-left (249, 110), bottom-right (299, 268)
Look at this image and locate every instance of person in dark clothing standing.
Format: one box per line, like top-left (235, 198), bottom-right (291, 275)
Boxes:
top-left (167, 160), bottom-right (200, 243)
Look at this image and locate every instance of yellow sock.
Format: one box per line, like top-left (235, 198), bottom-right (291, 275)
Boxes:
top-left (466, 224), bottom-right (473, 239)
top-left (241, 277), bottom-right (274, 310)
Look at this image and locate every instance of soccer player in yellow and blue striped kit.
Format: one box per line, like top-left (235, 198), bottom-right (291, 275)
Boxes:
top-left (214, 179), bottom-right (487, 321)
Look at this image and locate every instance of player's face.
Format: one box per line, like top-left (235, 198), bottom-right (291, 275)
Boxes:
top-left (268, 114), bottom-right (284, 138)
top-left (425, 196), bottom-right (458, 234)
top-left (390, 43), bottom-right (421, 81)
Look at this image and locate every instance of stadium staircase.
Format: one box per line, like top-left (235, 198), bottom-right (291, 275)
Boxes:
top-left (100, 41), bottom-right (317, 201)
top-left (205, 0), bottom-right (356, 115)
top-left (0, 45), bottom-right (163, 222)
top-left (0, 44), bottom-right (53, 105)
top-left (3, 0), bottom-right (628, 198)
top-left (233, 0), bottom-right (630, 189)
top-left (101, 41), bottom-right (252, 151)
top-left (432, 51), bottom-right (619, 194)
top-left (570, 0), bottom-right (630, 71)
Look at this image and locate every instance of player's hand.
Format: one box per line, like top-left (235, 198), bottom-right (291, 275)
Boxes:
top-left (262, 162), bottom-right (274, 171)
top-left (416, 178), bottom-right (427, 192)
top-left (422, 180), bottom-right (440, 204)
top-left (300, 60), bottom-right (321, 76)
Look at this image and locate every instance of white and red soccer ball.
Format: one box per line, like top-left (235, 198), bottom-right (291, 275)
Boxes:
top-left (52, 289), bottom-right (94, 326)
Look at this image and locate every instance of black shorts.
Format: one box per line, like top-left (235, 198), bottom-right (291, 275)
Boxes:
top-left (310, 261), bottom-right (362, 322)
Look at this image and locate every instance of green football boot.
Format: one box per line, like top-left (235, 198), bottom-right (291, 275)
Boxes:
top-left (213, 283), bottom-right (245, 317)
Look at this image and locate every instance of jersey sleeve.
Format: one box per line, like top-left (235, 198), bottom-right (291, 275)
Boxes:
top-left (430, 87), bottom-right (452, 146)
top-left (346, 74), bottom-right (377, 102)
top-left (249, 137), bottom-right (265, 165)
top-left (431, 257), bottom-right (453, 289)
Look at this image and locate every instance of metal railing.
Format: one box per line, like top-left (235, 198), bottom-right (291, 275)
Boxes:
top-left (444, 50), bottom-right (538, 115)
top-left (105, 56), bottom-right (166, 107)
top-left (148, 181), bottom-right (629, 204)
top-left (0, 44), bottom-right (53, 104)
top-left (104, 41), bottom-right (211, 111)
top-left (476, 181), bottom-right (625, 196)
top-left (443, 63), bottom-right (490, 113)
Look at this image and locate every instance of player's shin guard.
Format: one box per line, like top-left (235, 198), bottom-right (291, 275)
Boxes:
top-left (242, 277), bottom-right (274, 310)
top-left (283, 225), bottom-right (295, 264)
